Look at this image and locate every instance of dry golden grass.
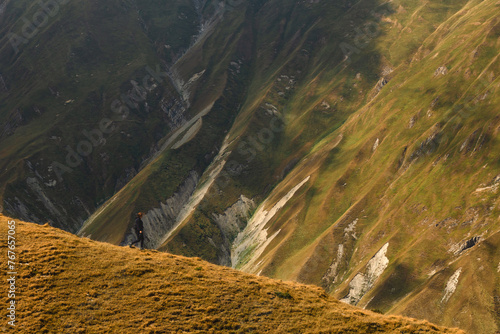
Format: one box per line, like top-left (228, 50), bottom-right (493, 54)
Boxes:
top-left (0, 215), bottom-right (464, 334)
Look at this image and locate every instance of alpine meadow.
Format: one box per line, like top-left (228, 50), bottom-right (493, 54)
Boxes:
top-left (0, 0), bottom-right (499, 333)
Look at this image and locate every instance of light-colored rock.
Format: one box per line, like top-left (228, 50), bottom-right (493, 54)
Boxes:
top-left (213, 195), bottom-right (255, 241)
top-left (171, 118), bottom-right (203, 149)
top-left (232, 176), bottom-right (311, 271)
top-left (474, 175), bottom-right (500, 193)
top-left (137, 171), bottom-right (199, 248)
top-left (449, 236), bottom-right (481, 255)
top-left (212, 195), bottom-right (255, 265)
top-left (157, 135), bottom-right (233, 247)
top-left (441, 268), bottom-right (461, 303)
top-left (26, 177), bottom-right (62, 218)
top-left (154, 102), bottom-right (214, 161)
top-left (434, 66), bottom-right (448, 76)
top-left (321, 101), bottom-right (331, 109)
top-left (341, 243), bottom-right (389, 305)
top-left (344, 219), bottom-right (358, 239)
top-left (322, 244), bottom-right (344, 285)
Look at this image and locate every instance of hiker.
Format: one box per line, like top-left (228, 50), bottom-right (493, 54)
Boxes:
top-left (130, 212), bottom-right (145, 249)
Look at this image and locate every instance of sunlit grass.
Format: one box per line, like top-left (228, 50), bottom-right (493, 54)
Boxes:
top-left (0, 215), bottom-right (463, 333)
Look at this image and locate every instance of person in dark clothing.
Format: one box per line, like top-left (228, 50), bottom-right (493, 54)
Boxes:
top-left (129, 212), bottom-right (145, 249)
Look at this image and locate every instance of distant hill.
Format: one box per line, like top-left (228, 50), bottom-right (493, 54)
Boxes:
top-left (0, 215), bottom-right (463, 333)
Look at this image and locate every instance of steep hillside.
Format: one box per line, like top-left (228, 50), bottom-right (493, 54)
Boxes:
top-left (220, 1), bottom-right (500, 333)
top-left (0, 0), bottom-right (229, 231)
top-left (1, 0), bottom-right (499, 333)
top-left (80, 1), bottom-right (499, 332)
top-left (0, 215), bottom-right (464, 333)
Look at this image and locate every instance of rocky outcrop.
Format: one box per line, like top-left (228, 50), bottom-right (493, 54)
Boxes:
top-left (372, 138), bottom-right (380, 152)
top-left (341, 243), bottom-right (389, 306)
top-left (4, 176), bottom-right (85, 233)
top-left (232, 176), bottom-right (311, 271)
top-left (375, 77), bottom-right (388, 92)
top-left (441, 268), bottom-right (461, 304)
top-left (3, 197), bottom-right (40, 226)
top-left (26, 177), bottom-right (63, 218)
top-left (160, 96), bottom-right (187, 130)
top-left (156, 134), bottom-right (232, 248)
top-left (449, 236), bottom-right (481, 255)
top-left (322, 244), bottom-right (345, 286)
top-left (434, 66), bottom-right (448, 76)
top-left (131, 171), bottom-right (199, 248)
top-left (213, 195), bottom-right (255, 266)
top-left (474, 175), bottom-right (500, 193)
top-left (213, 195), bottom-right (255, 242)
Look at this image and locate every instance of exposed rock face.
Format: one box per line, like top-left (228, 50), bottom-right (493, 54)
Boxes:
top-left (213, 195), bottom-right (255, 266)
top-left (449, 236), bottom-right (481, 255)
top-left (372, 138), bottom-right (380, 152)
top-left (171, 118), bottom-right (203, 150)
top-left (474, 175), bottom-right (500, 193)
top-left (434, 66), bottom-right (448, 76)
top-left (160, 96), bottom-right (187, 130)
top-left (322, 218), bottom-right (360, 288)
top-left (441, 268), bottom-right (461, 304)
top-left (232, 176), bottom-right (311, 271)
top-left (4, 176), bottom-right (87, 233)
top-left (3, 197), bottom-right (39, 226)
top-left (156, 136), bottom-right (232, 249)
top-left (375, 77), bottom-right (388, 92)
top-left (130, 171), bottom-right (199, 248)
top-left (322, 244), bottom-right (345, 286)
top-left (1, 1), bottom-right (499, 332)
top-left (26, 177), bottom-right (62, 218)
top-left (341, 243), bottom-right (389, 306)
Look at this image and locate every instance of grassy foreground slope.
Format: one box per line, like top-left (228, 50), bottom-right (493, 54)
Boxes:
top-left (0, 215), bottom-right (463, 334)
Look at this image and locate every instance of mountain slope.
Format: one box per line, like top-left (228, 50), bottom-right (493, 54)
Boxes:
top-left (0, 0), bottom-right (215, 230)
top-left (0, 214), bottom-right (463, 333)
top-left (211, 0), bottom-right (500, 332)
top-left (1, 0), bottom-right (499, 333)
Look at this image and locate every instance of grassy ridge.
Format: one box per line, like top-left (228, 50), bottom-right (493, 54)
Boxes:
top-left (0, 215), bottom-right (463, 333)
